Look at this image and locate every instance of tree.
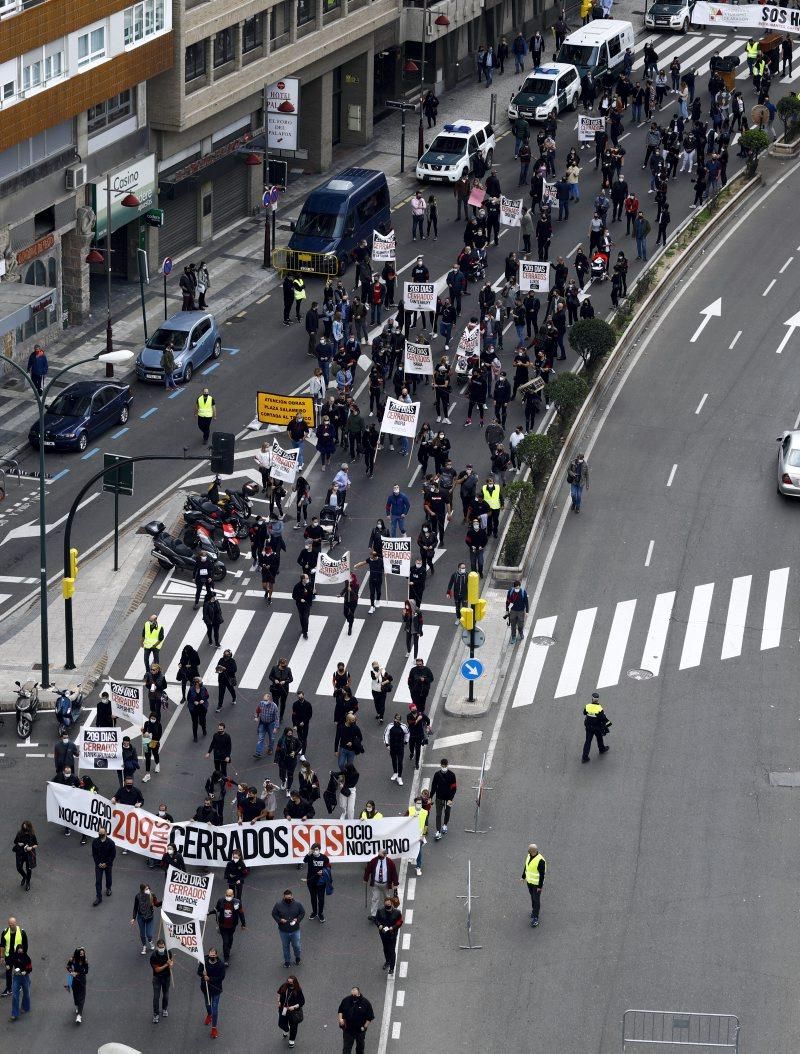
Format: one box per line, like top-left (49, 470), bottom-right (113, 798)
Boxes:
top-left (500, 480), bottom-right (536, 566)
top-left (739, 128), bottom-right (770, 177)
top-left (568, 318), bottom-right (616, 367)
top-left (777, 94), bottom-right (800, 141)
top-left (515, 433), bottom-right (554, 483)
top-left (547, 372), bottom-right (589, 419)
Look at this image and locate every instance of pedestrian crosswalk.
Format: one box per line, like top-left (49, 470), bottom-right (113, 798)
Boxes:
top-left (630, 30), bottom-right (800, 88)
top-left (121, 598), bottom-right (450, 706)
top-left (512, 566), bottom-right (795, 709)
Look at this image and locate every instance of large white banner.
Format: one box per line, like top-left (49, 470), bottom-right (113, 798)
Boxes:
top-left (693, 1), bottom-right (800, 33)
top-left (372, 230), bottom-right (396, 262)
top-left (270, 439), bottom-right (299, 483)
top-left (381, 536), bottom-right (411, 578)
top-left (46, 784), bottom-right (419, 867)
top-left (105, 679), bottom-right (146, 728)
top-left (163, 866), bottom-right (214, 919)
top-left (403, 282), bottom-right (436, 312)
top-left (77, 727), bottom-right (124, 771)
top-left (500, 196), bottom-right (523, 228)
top-left (163, 913), bottom-right (205, 963)
top-left (519, 260), bottom-right (551, 293)
top-left (315, 550), bottom-right (350, 586)
top-left (380, 397), bottom-right (420, 439)
top-left (457, 323), bottom-right (481, 358)
top-left (403, 340), bottom-right (433, 376)
top-left (578, 114), bottom-right (606, 143)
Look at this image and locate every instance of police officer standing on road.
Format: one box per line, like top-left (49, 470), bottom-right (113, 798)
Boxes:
top-left (196, 387), bottom-right (216, 443)
top-left (582, 691), bottom-right (611, 763)
top-left (520, 843), bottom-right (546, 927)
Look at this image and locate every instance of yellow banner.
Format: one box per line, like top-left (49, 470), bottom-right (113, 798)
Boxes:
top-left (257, 391), bottom-right (316, 427)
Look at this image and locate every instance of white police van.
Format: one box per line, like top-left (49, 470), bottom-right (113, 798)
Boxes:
top-left (415, 120), bottom-right (496, 183)
top-left (507, 63), bottom-right (581, 123)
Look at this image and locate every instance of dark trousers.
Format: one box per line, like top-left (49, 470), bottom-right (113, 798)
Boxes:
top-left (205, 621), bottom-right (221, 646)
top-left (144, 744), bottom-right (160, 772)
top-left (198, 417), bottom-right (212, 443)
top-left (72, 978), bottom-right (86, 1015)
top-left (435, 797), bottom-right (451, 830)
top-left (218, 676), bottom-right (236, 706)
top-left (143, 646), bottom-right (160, 673)
top-left (95, 864), bottom-right (113, 898)
top-left (213, 754), bottom-right (228, 776)
top-left (342, 1030), bottom-right (367, 1054)
top-left (307, 878), bottom-right (326, 916)
top-left (219, 927), bottom-right (235, 962)
top-left (296, 605), bottom-right (310, 636)
top-left (527, 883), bottom-right (541, 918)
top-left (390, 748), bottom-right (404, 777)
top-left (381, 931), bottom-right (398, 970)
top-left (15, 855), bottom-right (32, 886)
top-left (409, 737), bottom-right (423, 768)
top-left (153, 975), bottom-right (170, 1015)
top-left (582, 728), bottom-right (606, 760)
top-left (272, 686), bottom-right (289, 722)
top-left (189, 707), bottom-right (207, 740)
top-left (368, 577), bottom-right (382, 604)
top-left (373, 691), bottom-right (388, 720)
top-left (195, 579), bottom-right (211, 604)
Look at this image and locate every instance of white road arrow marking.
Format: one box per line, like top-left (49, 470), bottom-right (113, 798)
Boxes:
top-left (689, 298), bottom-right (722, 343)
top-left (0, 492), bottom-right (100, 545)
top-left (775, 309), bottom-right (800, 355)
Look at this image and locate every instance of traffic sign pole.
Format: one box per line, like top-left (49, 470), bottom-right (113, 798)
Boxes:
top-left (161, 257), bottom-right (173, 320)
top-left (468, 601), bottom-right (477, 702)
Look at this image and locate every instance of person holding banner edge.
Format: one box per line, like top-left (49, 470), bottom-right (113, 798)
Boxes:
top-left (198, 948), bottom-right (225, 1039)
top-left (150, 939), bottom-right (173, 1023)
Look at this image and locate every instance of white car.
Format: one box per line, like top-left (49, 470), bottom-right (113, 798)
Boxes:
top-left (645, 0), bottom-right (696, 33)
top-left (415, 120), bottom-right (495, 183)
top-left (777, 431), bottom-right (800, 497)
top-left (508, 63), bottom-right (581, 123)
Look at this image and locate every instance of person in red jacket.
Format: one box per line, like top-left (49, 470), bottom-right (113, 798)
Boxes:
top-left (362, 850), bottom-right (398, 919)
top-left (430, 758), bottom-right (457, 840)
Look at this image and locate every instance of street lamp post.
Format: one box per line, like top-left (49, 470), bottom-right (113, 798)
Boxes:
top-left (0, 349), bottom-right (133, 689)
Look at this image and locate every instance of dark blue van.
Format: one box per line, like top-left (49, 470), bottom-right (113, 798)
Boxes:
top-left (288, 168), bottom-right (391, 273)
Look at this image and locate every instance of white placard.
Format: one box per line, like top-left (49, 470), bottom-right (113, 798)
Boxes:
top-left (315, 550), bottom-right (351, 586)
top-left (500, 196), bottom-right (523, 227)
top-left (519, 260), bottom-right (551, 293)
top-left (163, 913), bottom-right (205, 963)
top-left (578, 114), bottom-right (606, 143)
top-left (403, 340), bottom-right (433, 376)
top-left (105, 679), bottom-right (146, 728)
top-left (403, 282), bottom-right (436, 312)
top-left (77, 727), bottom-right (124, 771)
top-left (693, 1), bottom-right (800, 33)
top-left (381, 536), bottom-right (411, 577)
top-left (457, 323), bottom-right (481, 357)
top-left (372, 230), bottom-right (396, 262)
top-left (163, 866), bottom-right (214, 919)
top-left (380, 397), bottom-right (420, 439)
top-left (270, 439), bottom-right (299, 483)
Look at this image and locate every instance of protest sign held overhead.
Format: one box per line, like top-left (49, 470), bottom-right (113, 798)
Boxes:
top-left (105, 679), bottom-right (145, 728)
top-left (468, 185), bottom-right (485, 208)
top-left (163, 866), bottom-right (214, 918)
top-left (403, 282), bottom-right (436, 313)
top-left (578, 114), bottom-right (606, 143)
top-left (542, 182), bottom-right (558, 207)
top-left (457, 322), bottom-right (481, 358)
top-left (380, 397), bottom-right (420, 439)
top-left (372, 229), bottom-right (396, 261)
top-left (403, 340), bottom-right (433, 376)
top-left (77, 727), bottom-right (124, 771)
top-left (163, 913), bottom-right (205, 963)
top-left (500, 196), bottom-right (523, 227)
top-left (381, 536), bottom-right (412, 578)
top-left (269, 439), bottom-right (299, 483)
top-left (257, 391), bottom-right (316, 428)
top-left (519, 259), bottom-right (551, 293)
top-left (315, 550), bottom-right (350, 586)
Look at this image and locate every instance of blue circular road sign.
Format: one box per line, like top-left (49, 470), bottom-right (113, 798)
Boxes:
top-left (461, 658), bottom-right (484, 681)
top-left (161, 257), bottom-right (173, 275)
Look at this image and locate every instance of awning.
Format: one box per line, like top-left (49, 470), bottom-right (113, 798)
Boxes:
top-left (0, 283), bottom-right (58, 337)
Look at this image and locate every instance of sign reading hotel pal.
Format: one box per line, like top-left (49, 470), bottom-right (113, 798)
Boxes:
top-left (267, 78), bottom-right (300, 151)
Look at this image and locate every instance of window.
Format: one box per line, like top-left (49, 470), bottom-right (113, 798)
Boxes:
top-left (185, 41), bottom-right (206, 82)
top-left (78, 26), bottom-right (106, 67)
top-left (297, 0), bottom-right (314, 26)
top-left (88, 91), bottom-right (135, 135)
top-left (608, 35), bottom-right (622, 59)
top-left (356, 187), bottom-right (389, 226)
top-left (16, 260), bottom-right (55, 342)
top-left (242, 15), bottom-right (263, 53)
top-left (124, 1), bottom-right (166, 47)
top-left (44, 52), bottom-right (63, 80)
top-left (213, 28), bottom-right (234, 67)
top-left (2, 81), bottom-right (13, 101)
top-left (22, 61), bottom-right (41, 92)
top-left (323, 0), bottom-right (340, 11)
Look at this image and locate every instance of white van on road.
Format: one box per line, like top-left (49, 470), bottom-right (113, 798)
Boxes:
top-left (556, 19), bottom-right (635, 84)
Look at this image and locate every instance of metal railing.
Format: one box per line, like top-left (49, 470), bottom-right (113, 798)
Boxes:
top-left (623, 1010), bottom-right (740, 1052)
top-left (271, 247), bottom-right (340, 278)
top-left (464, 750), bottom-right (491, 834)
top-left (456, 859), bottom-right (482, 950)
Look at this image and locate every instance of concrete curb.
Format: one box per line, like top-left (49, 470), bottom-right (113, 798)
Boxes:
top-left (443, 587), bottom-right (508, 718)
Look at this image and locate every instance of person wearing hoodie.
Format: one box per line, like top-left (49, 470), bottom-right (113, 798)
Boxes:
top-left (131, 883), bottom-right (160, 954)
top-left (150, 939), bottom-right (173, 1023)
top-left (198, 948), bottom-right (226, 1039)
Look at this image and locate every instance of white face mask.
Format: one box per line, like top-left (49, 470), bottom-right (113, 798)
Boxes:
top-left (158, 810), bottom-right (166, 817)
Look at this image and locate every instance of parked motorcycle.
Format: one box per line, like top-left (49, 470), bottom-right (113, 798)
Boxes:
top-left (141, 520), bottom-right (226, 581)
top-left (183, 519), bottom-right (240, 561)
top-left (14, 680), bottom-right (39, 739)
top-left (53, 684), bottom-right (84, 734)
top-left (184, 481), bottom-right (257, 526)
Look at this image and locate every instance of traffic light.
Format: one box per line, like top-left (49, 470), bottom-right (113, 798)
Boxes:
top-left (69, 547), bottom-right (79, 579)
top-left (459, 606), bottom-right (474, 631)
top-left (62, 577), bottom-right (75, 599)
top-left (467, 570), bottom-right (480, 606)
top-left (473, 598), bottom-right (488, 622)
top-left (210, 431), bottom-right (235, 475)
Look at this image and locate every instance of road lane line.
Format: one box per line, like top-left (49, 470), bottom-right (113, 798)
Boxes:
top-left (678, 582), bottom-right (714, 669)
top-left (200, 609), bottom-right (255, 682)
top-left (431, 730), bottom-right (483, 749)
top-left (640, 592), bottom-right (676, 676)
top-left (399, 962), bottom-right (408, 978)
top-left (554, 608), bottom-right (597, 698)
top-left (644, 541), bottom-right (654, 567)
top-left (729, 330), bottom-right (742, 350)
top-left (762, 567), bottom-right (789, 650)
top-left (315, 619), bottom-right (365, 695)
top-left (355, 622), bottom-right (403, 698)
top-left (239, 613), bottom-right (291, 689)
top-left (666, 464), bottom-right (677, 487)
top-left (282, 615), bottom-right (327, 687)
top-left (140, 407), bottom-right (158, 419)
top-left (695, 394), bottom-right (708, 414)
top-left (721, 575), bottom-right (752, 660)
top-left (511, 615), bottom-right (557, 708)
top-left (392, 1022), bottom-right (402, 1039)
top-left (596, 599), bottom-right (637, 690)
top-left (763, 279), bottom-right (777, 297)
top-left (780, 257), bottom-right (794, 274)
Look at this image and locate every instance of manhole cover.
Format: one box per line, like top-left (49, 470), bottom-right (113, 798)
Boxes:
top-left (531, 636), bottom-right (556, 646)
top-left (627, 668), bottom-right (654, 680)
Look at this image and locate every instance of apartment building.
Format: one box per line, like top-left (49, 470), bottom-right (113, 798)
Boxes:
top-left (0, 0), bottom-right (172, 362)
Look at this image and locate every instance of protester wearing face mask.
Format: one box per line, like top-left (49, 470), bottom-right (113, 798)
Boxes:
top-left (211, 889), bottom-right (246, 966)
top-left (446, 562), bottom-right (469, 625)
top-left (131, 882), bottom-right (160, 954)
top-left (409, 557), bottom-right (427, 607)
top-left (271, 889), bottom-right (305, 968)
top-left (150, 939), bottom-right (173, 1023)
top-left (198, 947), bottom-right (226, 1039)
top-left (159, 841), bottom-right (184, 871)
top-left (303, 842), bottom-right (332, 922)
top-left (292, 574), bottom-right (314, 639)
top-left (430, 758), bottom-right (458, 841)
top-left (465, 518), bottom-right (488, 577)
top-left (385, 484), bottom-right (411, 536)
top-left (224, 851), bottom-right (248, 902)
top-left (54, 730), bottom-right (79, 777)
top-left (363, 848), bottom-right (399, 920)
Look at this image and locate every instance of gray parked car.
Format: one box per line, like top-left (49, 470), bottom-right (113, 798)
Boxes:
top-left (777, 431), bottom-right (800, 497)
top-left (136, 311), bottom-right (221, 384)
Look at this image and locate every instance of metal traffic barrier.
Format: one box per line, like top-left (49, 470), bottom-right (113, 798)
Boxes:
top-left (456, 859), bottom-right (482, 951)
top-left (622, 1010), bottom-right (740, 1053)
top-left (464, 751), bottom-right (491, 835)
top-left (271, 247), bottom-right (340, 279)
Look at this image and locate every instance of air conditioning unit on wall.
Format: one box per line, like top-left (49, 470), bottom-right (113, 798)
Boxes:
top-left (65, 163), bottom-right (87, 191)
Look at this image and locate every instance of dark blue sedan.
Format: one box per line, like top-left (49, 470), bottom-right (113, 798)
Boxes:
top-left (28, 380), bottom-right (133, 452)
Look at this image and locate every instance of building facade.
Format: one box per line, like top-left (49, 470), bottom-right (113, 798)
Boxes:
top-left (0, 0), bottom-right (172, 366)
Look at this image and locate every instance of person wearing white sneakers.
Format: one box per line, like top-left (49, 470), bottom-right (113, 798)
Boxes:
top-left (430, 759), bottom-right (457, 841)
top-left (354, 551), bottom-right (384, 613)
top-left (384, 713), bottom-right (408, 786)
top-left (150, 939), bottom-right (173, 1023)
top-left (141, 711), bottom-right (162, 783)
top-left (66, 947), bottom-right (89, 1025)
top-left (131, 883), bottom-right (159, 955)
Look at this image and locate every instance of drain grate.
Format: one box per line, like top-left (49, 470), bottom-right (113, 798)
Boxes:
top-left (531, 635), bottom-right (556, 646)
top-left (627, 668), bottom-right (654, 680)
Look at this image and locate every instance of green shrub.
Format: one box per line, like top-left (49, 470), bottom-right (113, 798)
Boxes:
top-left (515, 433), bottom-right (554, 482)
top-left (547, 372), bottom-right (589, 419)
top-left (501, 480), bottom-right (537, 565)
top-left (777, 94), bottom-right (800, 140)
top-left (739, 128), bottom-right (770, 176)
top-left (568, 318), bottom-right (616, 367)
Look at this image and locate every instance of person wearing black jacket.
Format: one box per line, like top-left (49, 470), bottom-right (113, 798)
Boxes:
top-left (141, 713), bottom-right (163, 783)
top-left (150, 940), bottom-right (172, 1023)
top-left (194, 796), bottom-right (218, 825)
top-left (407, 658), bottom-right (434, 712)
top-left (224, 851), bottom-right (247, 902)
top-left (303, 842), bottom-right (331, 922)
top-left (1, 918), bottom-right (27, 997)
top-left (465, 519), bottom-right (488, 577)
top-left (339, 575), bottom-right (359, 636)
top-left (177, 644), bottom-right (201, 702)
top-left (269, 658), bottom-right (293, 721)
top-left (291, 692), bottom-right (313, 753)
top-left (582, 691), bottom-right (611, 763)
top-left (67, 947), bottom-right (89, 1024)
top-left (338, 987), bottom-right (374, 1053)
top-left (276, 727), bottom-right (302, 792)
top-left (374, 897), bottom-right (403, 975)
top-left (284, 790), bottom-right (315, 821)
top-left (430, 759), bottom-right (457, 839)
top-left (205, 722), bottom-right (232, 776)
top-left (91, 827), bottom-right (116, 905)
top-left (277, 975), bottom-right (306, 1047)
top-left (12, 822), bottom-right (37, 891)
top-left (198, 948), bottom-right (226, 1039)
top-left (202, 591), bottom-right (224, 647)
top-left (193, 553), bottom-right (213, 607)
top-left (215, 650), bottom-right (237, 712)
top-left (211, 890), bottom-right (246, 966)
top-left (292, 575), bottom-right (314, 639)
top-left (159, 842), bottom-right (185, 871)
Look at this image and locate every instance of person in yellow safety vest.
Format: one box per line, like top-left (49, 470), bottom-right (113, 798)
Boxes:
top-left (745, 39), bottom-right (760, 78)
top-left (196, 387), bottom-right (216, 443)
top-left (481, 476), bottom-right (503, 539)
top-left (408, 796), bottom-right (429, 877)
top-left (752, 55), bottom-right (767, 90)
top-left (582, 690), bottom-right (611, 763)
top-left (580, 0), bottom-right (592, 23)
top-left (291, 274), bottom-right (306, 324)
top-left (1, 917), bottom-right (28, 996)
top-left (520, 844), bottom-right (546, 927)
top-left (142, 613), bottom-right (165, 675)
top-left (359, 801), bottom-right (384, 821)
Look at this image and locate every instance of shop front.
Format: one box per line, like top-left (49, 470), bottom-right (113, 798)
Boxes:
top-left (89, 154), bottom-right (158, 282)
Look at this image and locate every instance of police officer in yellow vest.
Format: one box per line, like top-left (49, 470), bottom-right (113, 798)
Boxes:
top-left (582, 691), bottom-right (611, 763)
top-left (142, 613), bottom-right (165, 674)
top-left (291, 274), bottom-right (306, 323)
top-left (481, 476), bottom-right (503, 538)
top-left (196, 387), bottom-right (216, 443)
top-left (1, 917), bottom-right (27, 996)
top-left (745, 38), bottom-right (759, 78)
top-left (520, 844), bottom-right (546, 927)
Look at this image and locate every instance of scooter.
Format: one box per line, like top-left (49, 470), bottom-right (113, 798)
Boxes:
top-left (184, 519), bottom-right (240, 561)
top-left (184, 503), bottom-right (249, 541)
top-left (141, 520), bottom-right (227, 581)
top-left (184, 481), bottom-right (257, 524)
top-left (14, 680), bottom-right (39, 739)
top-left (53, 685), bottom-right (84, 735)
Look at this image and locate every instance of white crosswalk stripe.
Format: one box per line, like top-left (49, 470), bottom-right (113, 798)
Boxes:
top-left (125, 604), bottom-right (182, 680)
top-left (201, 609), bottom-right (255, 682)
top-left (284, 615), bottom-right (327, 689)
top-left (510, 567), bottom-right (796, 710)
top-left (355, 621), bottom-right (403, 699)
top-left (316, 619), bottom-right (365, 695)
top-left (239, 613), bottom-right (292, 689)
